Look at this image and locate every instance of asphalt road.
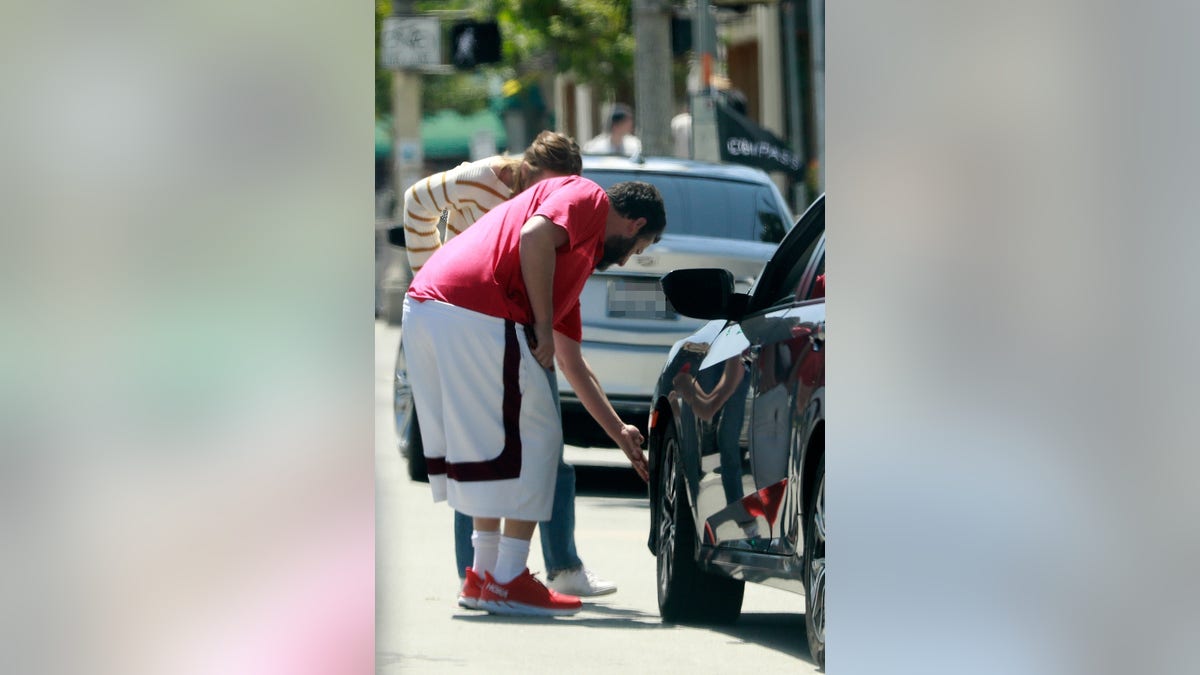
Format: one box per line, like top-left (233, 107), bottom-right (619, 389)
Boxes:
top-left (376, 321), bottom-right (820, 673)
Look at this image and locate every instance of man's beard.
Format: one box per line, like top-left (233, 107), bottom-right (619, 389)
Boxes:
top-left (596, 235), bottom-right (639, 271)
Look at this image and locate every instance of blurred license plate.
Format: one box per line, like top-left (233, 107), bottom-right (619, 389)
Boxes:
top-left (607, 277), bottom-right (676, 319)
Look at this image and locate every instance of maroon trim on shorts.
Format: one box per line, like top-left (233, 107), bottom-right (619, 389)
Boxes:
top-left (446, 319), bottom-right (523, 482)
top-left (426, 457), bottom-right (447, 475)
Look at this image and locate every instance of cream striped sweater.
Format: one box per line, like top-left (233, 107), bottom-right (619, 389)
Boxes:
top-left (402, 157), bottom-right (512, 273)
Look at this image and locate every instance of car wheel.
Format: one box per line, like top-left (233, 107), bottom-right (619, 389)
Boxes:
top-left (404, 410), bottom-right (428, 483)
top-left (804, 454), bottom-right (825, 668)
top-left (656, 425), bottom-right (744, 624)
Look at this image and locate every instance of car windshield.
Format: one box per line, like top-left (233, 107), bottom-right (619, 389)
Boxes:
top-left (583, 170), bottom-right (789, 243)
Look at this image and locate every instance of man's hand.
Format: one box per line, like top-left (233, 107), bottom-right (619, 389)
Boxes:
top-left (616, 423), bottom-right (649, 482)
top-left (529, 322), bottom-right (555, 370)
top-left (554, 334), bottom-right (650, 482)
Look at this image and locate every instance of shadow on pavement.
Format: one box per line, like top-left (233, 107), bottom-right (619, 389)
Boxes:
top-left (452, 603), bottom-right (666, 630)
top-left (705, 611), bottom-right (815, 665)
top-left (574, 465), bottom-right (647, 498)
top-left (453, 607), bottom-right (815, 665)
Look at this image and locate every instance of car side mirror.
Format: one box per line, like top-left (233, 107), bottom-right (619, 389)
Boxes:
top-left (386, 227), bottom-right (406, 247)
top-left (661, 268), bottom-right (750, 321)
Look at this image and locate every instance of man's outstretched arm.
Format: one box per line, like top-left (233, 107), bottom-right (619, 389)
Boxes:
top-left (554, 331), bottom-right (649, 482)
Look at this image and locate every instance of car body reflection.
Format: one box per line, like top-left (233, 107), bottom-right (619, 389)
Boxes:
top-left (647, 195), bottom-right (825, 667)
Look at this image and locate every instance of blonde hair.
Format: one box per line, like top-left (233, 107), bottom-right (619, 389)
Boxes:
top-left (525, 130), bottom-right (582, 176)
top-left (499, 130), bottom-right (582, 194)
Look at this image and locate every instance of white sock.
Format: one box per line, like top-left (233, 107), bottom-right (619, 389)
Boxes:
top-left (493, 536), bottom-right (532, 584)
top-left (471, 530), bottom-right (501, 577)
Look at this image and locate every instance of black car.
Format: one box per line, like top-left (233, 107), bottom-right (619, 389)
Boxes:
top-left (647, 195), bottom-right (825, 667)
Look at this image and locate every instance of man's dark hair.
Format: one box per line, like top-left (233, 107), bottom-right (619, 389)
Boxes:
top-left (608, 103), bottom-right (633, 130)
top-left (607, 181), bottom-right (666, 239)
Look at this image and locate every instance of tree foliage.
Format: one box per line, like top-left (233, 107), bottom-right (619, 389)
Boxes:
top-left (494, 0), bottom-right (634, 98)
top-left (377, 0), bottom-right (638, 119)
top-left (375, 0), bottom-right (393, 118)
top-left (422, 73), bottom-right (492, 115)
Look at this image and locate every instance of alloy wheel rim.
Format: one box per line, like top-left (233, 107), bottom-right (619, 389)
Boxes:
top-left (810, 472), bottom-right (825, 646)
top-left (657, 437), bottom-right (677, 598)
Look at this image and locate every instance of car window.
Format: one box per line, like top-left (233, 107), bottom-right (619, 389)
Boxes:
top-left (749, 197), bottom-right (824, 312)
top-left (779, 235), bottom-right (825, 303)
top-left (583, 170), bottom-right (790, 243)
top-left (793, 249), bottom-right (825, 301)
top-left (751, 240), bottom-right (804, 310)
top-left (764, 250), bottom-right (809, 308)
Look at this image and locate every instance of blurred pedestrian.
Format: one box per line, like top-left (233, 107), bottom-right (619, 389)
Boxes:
top-left (399, 131), bottom-right (623, 605)
top-left (669, 83), bottom-right (750, 160)
top-left (670, 106), bottom-right (692, 159)
top-left (583, 103), bottom-right (642, 157)
top-left (402, 177), bottom-right (666, 615)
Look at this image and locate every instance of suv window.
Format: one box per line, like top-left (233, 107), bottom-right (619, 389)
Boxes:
top-left (582, 170), bottom-right (789, 243)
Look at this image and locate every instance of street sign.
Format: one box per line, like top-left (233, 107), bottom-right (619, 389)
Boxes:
top-left (381, 16), bottom-right (441, 69)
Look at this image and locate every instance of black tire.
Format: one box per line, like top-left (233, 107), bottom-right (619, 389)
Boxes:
top-left (656, 426), bottom-right (744, 624)
top-left (804, 454), bottom-right (826, 668)
top-left (403, 409), bottom-right (428, 483)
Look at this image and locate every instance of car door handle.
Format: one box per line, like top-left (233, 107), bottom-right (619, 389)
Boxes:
top-left (746, 344), bottom-right (762, 361)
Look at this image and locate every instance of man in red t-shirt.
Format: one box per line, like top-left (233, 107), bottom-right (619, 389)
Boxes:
top-left (403, 176), bottom-right (666, 616)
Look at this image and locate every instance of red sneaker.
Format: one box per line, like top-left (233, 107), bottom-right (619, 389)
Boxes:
top-left (458, 567), bottom-right (484, 610)
top-left (479, 569), bottom-right (582, 617)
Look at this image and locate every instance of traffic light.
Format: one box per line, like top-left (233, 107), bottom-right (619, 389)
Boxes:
top-left (671, 16), bottom-right (692, 57)
top-left (450, 21), bottom-right (502, 69)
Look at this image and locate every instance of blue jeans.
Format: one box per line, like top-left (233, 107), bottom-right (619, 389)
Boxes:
top-left (454, 363), bottom-right (583, 578)
top-left (454, 455), bottom-right (583, 577)
top-left (717, 367), bottom-right (751, 506)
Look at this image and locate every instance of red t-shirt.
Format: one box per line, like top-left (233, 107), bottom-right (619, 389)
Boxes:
top-left (406, 175), bottom-right (608, 342)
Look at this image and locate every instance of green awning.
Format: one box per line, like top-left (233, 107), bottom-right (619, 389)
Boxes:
top-left (420, 109), bottom-right (508, 160)
top-left (376, 109), bottom-right (508, 160)
top-left (376, 117), bottom-right (393, 158)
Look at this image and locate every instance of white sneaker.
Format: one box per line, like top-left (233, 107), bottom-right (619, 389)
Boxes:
top-left (546, 566), bottom-right (617, 597)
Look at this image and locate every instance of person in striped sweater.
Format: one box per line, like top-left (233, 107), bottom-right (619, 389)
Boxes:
top-left (400, 131), bottom-right (622, 600)
top-left (402, 131), bottom-right (583, 274)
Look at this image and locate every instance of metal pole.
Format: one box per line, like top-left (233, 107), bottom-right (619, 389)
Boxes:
top-left (390, 0), bottom-right (425, 202)
top-left (807, 0), bottom-right (824, 190)
top-left (695, 0), bottom-right (714, 92)
top-left (634, 0), bottom-right (674, 156)
top-left (690, 0), bottom-right (721, 162)
top-left (783, 0), bottom-right (807, 209)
